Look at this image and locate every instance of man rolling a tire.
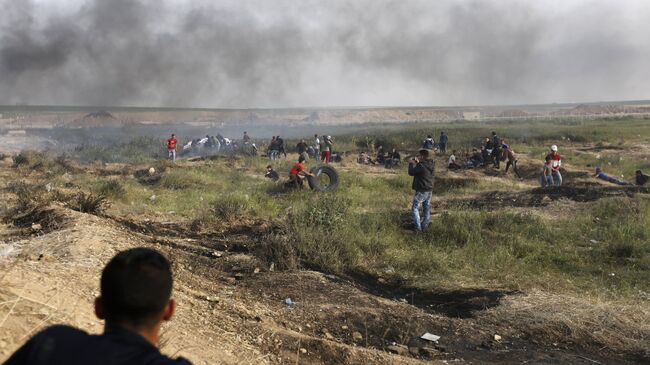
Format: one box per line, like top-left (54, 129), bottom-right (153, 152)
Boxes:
top-left (285, 155), bottom-right (314, 189)
top-left (408, 148), bottom-right (435, 232)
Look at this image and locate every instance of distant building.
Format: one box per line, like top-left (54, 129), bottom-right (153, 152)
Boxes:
top-left (463, 111), bottom-right (481, 121)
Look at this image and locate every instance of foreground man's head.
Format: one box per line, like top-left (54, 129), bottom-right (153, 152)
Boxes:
top-left (5, 247), bottom-right (192, 365)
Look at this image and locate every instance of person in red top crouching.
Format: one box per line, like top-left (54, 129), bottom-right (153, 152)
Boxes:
top-left (167, 134), bottom-right (178, 162)
top-left (545, 144), bottom-right (562, 186)
top-left (285, 156), bottom-right (314, 189)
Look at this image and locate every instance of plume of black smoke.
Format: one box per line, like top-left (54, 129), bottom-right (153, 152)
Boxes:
top-left (0, 0), bottom-right (649, 107)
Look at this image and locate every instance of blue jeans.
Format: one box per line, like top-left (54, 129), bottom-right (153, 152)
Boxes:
top-left (412, 191), bottom-right (432, 231)
top-left (552, 170), bottom-right (562, 186)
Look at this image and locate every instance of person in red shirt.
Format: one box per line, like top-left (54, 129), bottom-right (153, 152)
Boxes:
top-left (286, 156), bottom-right (314, 189)
top-left (167, 134), bottom-right (177, 162)
top-left (545, 144), bottom-right (562, 186)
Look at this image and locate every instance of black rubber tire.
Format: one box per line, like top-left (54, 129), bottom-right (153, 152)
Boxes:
top-left (307, 165), bottom-right (339, 192)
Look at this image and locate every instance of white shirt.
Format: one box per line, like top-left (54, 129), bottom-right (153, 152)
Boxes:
top-left (448, 154), bottom-right (456, 165)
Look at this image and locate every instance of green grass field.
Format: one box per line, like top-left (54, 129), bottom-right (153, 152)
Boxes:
top-left (16, 117), bottom-right (650, 304)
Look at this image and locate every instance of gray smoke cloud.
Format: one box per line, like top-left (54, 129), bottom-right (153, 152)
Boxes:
top-left (1, 0), bottom-right (649, 107)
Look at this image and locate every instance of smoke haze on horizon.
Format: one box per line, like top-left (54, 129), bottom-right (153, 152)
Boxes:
top-left (1, 0), bottom-right (649, 108)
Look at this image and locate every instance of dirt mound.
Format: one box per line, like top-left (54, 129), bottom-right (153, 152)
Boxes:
top-left (437, 185), bottom-right (649, 210)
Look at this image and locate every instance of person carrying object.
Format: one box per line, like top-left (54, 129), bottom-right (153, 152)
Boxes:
top-left (286, 155), bottom-right (314, 189)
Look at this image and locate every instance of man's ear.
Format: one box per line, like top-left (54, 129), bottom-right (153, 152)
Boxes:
top-left (162, 298), bottom-right (176, 321)
top-left (94, 297), bottom-right (105, 320)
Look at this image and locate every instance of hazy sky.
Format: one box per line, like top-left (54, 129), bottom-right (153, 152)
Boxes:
top-left (1, 0), bottom-right (649, 108)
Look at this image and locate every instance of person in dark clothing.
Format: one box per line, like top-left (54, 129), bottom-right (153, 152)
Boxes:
top-left (482, 137), bottom-right (493, 166)
top-left (491, 131), bottom-right (501, 168)
top-left (276, 136), bottom-right (286, 158)
top-left (296, 139), bottom-right (309, 161)
top-left (265, 165), bottom-right (280, 181)
top-left (438, 131), bottom-right (448, 154)
top-left (469, 148), bottom-right (484, 167)
top-left (5, 248), bottom-right (191, 365)
top-left (636, 170), bottom-right (649, 186)
top-left (376, 145), bottom-right (385, 164)
top-left (385, 148), bottom-right (401, 167)
top-left (408, 149), bottom-right (435, 232)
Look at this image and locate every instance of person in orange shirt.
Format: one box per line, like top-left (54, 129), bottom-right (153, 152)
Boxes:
top-left (166, 134), bottom-right (177, 162)
top-left (286, 155), bottom-right (314, 189)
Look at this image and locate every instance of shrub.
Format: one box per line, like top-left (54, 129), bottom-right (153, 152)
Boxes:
top-left (255, 233), bottom-right (300, 271)
top-left (68, 192), bottom-right (108, 214)
top-left (302, 194), bottom-right (351, 228)
top-left (98, 179), bottom-right (125, 197)
top-left (159, 170), bottom-right (209, 190)
top-left (211, 194), bottom-right (251, 221)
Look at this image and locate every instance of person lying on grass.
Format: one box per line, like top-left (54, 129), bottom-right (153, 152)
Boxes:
top-left (5, 248), bottom-right (192, 365)
top-left (594, 167), bottom-right (631, 186)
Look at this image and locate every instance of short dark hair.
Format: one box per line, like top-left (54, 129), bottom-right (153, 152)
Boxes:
top-left (267, 164), bottom-right (273, 169)
top-left (100, 248), bottom-right (173, 328)
top-left (298, 155), bottom-right (305, 162)
top-left (636, 170), bottom-right (643, 174)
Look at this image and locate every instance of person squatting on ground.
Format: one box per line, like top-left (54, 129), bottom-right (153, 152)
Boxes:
top-left (386, 148), bottom-right (401, 167)
top-left (447, 150), bottom-right (461, 169)
top-left (422, 135), bottom-right (435, 150)
top-left (439, 131), bottom-right (448, 154)
top-left (167, 134), bottom-right (177, 162)
top-left (285, 155), bottom-right (314, 189)
top-left (636, 170), bottom-right (649, 186)
top-left (546, 145), bottom-right (562, 186)
top-left (503, 144), bottom-right (522, 178)
top-left (491, 131), bottom-right (502, 168)
top-left (408, 148), bottom-right (435, 232)
top-left (376, 145), bottom-right (385, 165)
top-left (468, 148), bottom-right (484, 167)
top-left (5, 247), bottom-right (192, 365)
top-left (594, 167), bottom-right (631, 186)
top-left (265, 165), bottom-right (279, 181)
top-left (540, 155), bottom-right (554, 187)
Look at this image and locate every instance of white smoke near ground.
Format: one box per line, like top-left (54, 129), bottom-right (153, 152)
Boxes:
top-left (1, 0), bottom-right (649, 108)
